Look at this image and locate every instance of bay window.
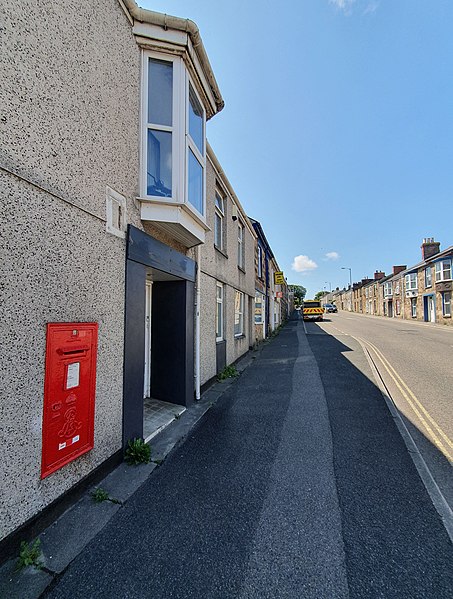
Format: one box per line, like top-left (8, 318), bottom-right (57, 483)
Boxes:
top-left (405, 273), bottom-right (418, 291)
top-left (143, 52), bottom-right (206, 217)
top-left (435, 259), bottom-right (452, 283)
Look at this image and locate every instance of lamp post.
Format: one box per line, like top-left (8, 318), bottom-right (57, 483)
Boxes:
top-left (341, 267), bottom-right (352, 312)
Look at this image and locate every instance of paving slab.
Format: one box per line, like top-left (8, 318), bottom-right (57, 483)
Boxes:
top-left (39, 495), bottom-right (121, 574)
top-left (0, 559), bottom-right (52, 599)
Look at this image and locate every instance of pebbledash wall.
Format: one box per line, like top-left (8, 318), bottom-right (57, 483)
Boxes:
top-left (1, 0), bottom-right (267, 546)
top-left (199, 146), bottom-right (256, 383)
top-left (0, 0), bottom-right (143, 541)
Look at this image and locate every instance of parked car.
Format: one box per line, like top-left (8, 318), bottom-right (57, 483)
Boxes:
top-left (324, 303), bottom-right (338, 313)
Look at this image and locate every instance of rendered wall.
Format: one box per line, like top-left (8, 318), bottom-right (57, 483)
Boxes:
top-left (198, 157), bottom-right (255, 385)
top-left (0, 0), bottom-right (141, 539)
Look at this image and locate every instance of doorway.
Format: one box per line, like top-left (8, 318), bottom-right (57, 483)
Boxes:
top-left (424, 294), bottom-right (436, 322)
top-left (123, 226), bottom-right (196, 448)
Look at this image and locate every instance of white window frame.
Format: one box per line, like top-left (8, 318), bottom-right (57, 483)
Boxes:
top-left (216, 282), bottom-right (224, 341)
top-left (234, 290), bottom-right (245, 337)
top-left (141, 51), bottom-right (206, 217)
top-left (411, 297), bottom-right (417, 318)
top-left (214, 191), bottom-right (224, 250)
top-left (257, 244), bottom-right (263, 278)
top-left (383, 282), bottom-right (393, 297)
top-left (405, 273), bottom-right (418, 291)
top-left (237, 221), bottom-right (244, 270)
top-left (425, 266), bottom-right (432, 288)
top-left (442, 292), bottom-right (451, 317)
top-left (255, 292), bottom-right (264, 325)
top-left (185, 78), bottom-right (206, 217)
top-left (435, 259), bottom-right (452, 283)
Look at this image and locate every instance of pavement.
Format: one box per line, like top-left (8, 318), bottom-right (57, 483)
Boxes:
top-left (1, 314), bottom-right (452, 598)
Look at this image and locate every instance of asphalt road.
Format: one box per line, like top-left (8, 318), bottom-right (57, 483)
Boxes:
top-left (314, 311), bottom-right (453, 514)
top-left (44, 316), bottom-right (453, 598)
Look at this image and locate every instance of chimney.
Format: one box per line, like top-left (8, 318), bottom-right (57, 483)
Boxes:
top-left (374, 270), bottom-right (385, 280)
top-left (421, 238), bottom-right (440, 260)
top-left (392, 265), bottom-right (406, 276)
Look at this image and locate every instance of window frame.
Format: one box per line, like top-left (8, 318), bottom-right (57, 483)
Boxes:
top-left (216, 282), bottom-right (224, 341)
top-left (405, 273), bottom-right (418, 291)
top-left (411, 297), bottom-right (417, 318)
top-left (442, 291), bottom-right (451, 317)
top-left (425, 266), bottom-right (432, 288)
top-left (214, 190), bottom-right (225, 250)
top-left (383, 282), bottom-right (393, 297)
top-left (234, 290), bottom-right (245, 337)
top-left (141, 51), bottom-right (206, 218)
top-left (435, 259), bottom-right (452, 283)
top-left (257, 244), bottom-right (263, 279)
top-left (185, 78), bottom-right (206, 217)
top-left (237, 221), bottom-right (245, 270)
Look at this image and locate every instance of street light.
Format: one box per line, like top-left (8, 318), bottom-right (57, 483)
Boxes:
top-left (325, 281), bottom-right (332, 306)
top-left (341, 267), bottom-right (352, 289)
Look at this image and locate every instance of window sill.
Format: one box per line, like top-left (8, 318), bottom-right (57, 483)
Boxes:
top-left (443, 314), bottom-right (451, 319)
top-left (215, 245), bottom-right (228, 259)
top-left (238, 266), bottom-right (246, 274)
top-left (234, 334), bottom-right (246, 340)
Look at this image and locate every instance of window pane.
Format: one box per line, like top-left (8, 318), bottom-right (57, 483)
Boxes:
top-left (215, 213), bottom-right (222, 247)
top-left (189, 85), bottom-right (203, 154)
top-left (147, 130), bottom-right (172, 197)
top-left (215, 192), bottom-right (224, 213)
top-left (148, 59), bottom-right (172, 126)
top-left (188, 150), bottom-right (203, 214)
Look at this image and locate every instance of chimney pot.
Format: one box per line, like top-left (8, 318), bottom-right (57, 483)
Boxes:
top-left (421, 238), bottom-right (440, 260)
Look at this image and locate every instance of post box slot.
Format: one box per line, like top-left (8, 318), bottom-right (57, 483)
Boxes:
top-left (57, 345), bottom-right (89, 356)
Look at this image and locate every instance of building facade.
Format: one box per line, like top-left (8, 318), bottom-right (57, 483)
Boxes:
top-left (334, 239), bottom-right (453, 326)
top-left (1, 0), bottom-right (281, 553)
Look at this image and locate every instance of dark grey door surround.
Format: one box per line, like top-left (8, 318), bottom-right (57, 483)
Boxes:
top-left (123, 226), bottom-right (196, 446)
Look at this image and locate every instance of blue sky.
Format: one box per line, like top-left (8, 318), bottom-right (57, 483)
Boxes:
top-left (140, 0), bottom-right (453, 298)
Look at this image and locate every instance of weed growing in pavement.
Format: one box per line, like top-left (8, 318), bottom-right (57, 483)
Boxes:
top-left (217, 364), bottom-right (239, 381)
top-left (91, 488), bottom-right (110, 503)
top-left (125, 438), bottom-right (151, 465)
top-left (16, 538), bottom-right (43, 571)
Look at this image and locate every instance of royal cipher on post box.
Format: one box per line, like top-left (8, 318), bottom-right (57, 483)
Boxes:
top-left (41, 323), bottom-right (98, 479)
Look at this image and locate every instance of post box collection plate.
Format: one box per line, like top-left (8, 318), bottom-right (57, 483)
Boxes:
top-left (41, 323), bottom-right (98, 479)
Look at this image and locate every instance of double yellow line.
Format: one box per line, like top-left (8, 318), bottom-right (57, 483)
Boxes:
top-left (356, 336), bottom-right (453, 463)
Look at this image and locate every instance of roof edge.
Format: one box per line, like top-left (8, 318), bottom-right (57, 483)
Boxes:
top-left (121, 0), bottom-right (224, 114)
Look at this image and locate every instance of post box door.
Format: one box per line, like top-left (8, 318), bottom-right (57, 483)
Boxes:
top-left (41, 323), bottom-right (98, 479)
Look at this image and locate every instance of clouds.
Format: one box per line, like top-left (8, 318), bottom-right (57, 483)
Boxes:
top-left (325, 251), bottom-right (340, 261)
top-left (329, 0), bottom-right (379, 15)
top-left (329, 0), bottom-right (356, 10)
top-left (292, 255), bottom-right (318, 273)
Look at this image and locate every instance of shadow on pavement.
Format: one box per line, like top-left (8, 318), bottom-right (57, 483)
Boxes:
top-left (305, 320), bottom-right (453, 599)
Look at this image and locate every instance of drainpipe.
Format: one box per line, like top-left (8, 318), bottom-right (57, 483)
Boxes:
top-left (195, 245), bottom-right (201, 400)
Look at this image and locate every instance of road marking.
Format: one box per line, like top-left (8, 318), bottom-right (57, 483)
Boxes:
top-left (360, 338), bottom-right (453, 458)
top-left (310, 320), bottom-right (453, 458)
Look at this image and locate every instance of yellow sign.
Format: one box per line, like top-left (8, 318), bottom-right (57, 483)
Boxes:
top-left (274, 271), bottom-right (285, 285)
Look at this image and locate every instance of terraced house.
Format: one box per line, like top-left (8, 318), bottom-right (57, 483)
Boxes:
top-left (1, 0), bottom-right (283, 557)
top-left (335, 238), bottom-right (453, 326)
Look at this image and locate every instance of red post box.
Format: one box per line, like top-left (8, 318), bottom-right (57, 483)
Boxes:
top-left (41, 323), bottom-right (98, 479)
